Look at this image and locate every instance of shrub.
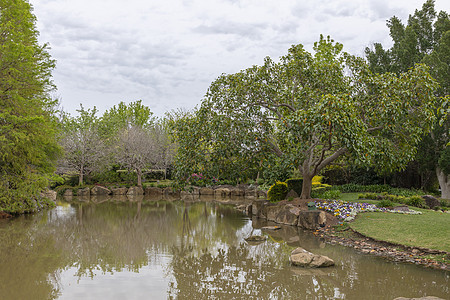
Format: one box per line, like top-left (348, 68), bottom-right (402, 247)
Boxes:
top-left (406, 195), bottom-right (426, 208)
top-left (256, 178), bottom-right (265, 185)
top-left (358, 193), bottom-right (378, 200)
top-left (377, 199), bottom-right (394, 208)
top-left (267, 181), bottom-right (289, 202)
top-left (321, 189), bottom-right (341, 199)
top-left (285, 178), bottom-right (302, 196)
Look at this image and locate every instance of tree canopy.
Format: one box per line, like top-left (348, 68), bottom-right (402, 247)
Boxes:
top-left (365, 0), bottom-right (450, 198)
top-left (172, 35), bottom-right (439, 198)
top-left (0, 0), bottom-right (60, 213)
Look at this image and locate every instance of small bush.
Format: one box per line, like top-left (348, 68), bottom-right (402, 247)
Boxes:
top-left (267, 181), bottom-right (289, 202)
top-left (406, 195), bottom-right (426, 208)
top-left (321, 189), bottom-right (341, 199)
top-left (285, 178), bottom-right (302, 196)
top-left (358, 193), bottom-right (378, 200)
top-left (256, 178), bottom-right (265, 185)
top-left (377, 199), bottom-right (394, 208)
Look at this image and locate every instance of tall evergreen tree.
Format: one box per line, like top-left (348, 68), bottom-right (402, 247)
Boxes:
top-left (0, 0), bottom-right (60, 213)
top-left (365, 0), bottom-right (450, 198)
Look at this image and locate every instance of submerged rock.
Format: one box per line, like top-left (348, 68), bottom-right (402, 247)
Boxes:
top-left (290, 247), bottom-right (334, 268)
top-left (245, 235), bottom-right (267, 242)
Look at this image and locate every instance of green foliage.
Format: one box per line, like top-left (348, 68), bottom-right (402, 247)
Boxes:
top-left (358, 193), bottom-right (378, 200)
top-left (285, 178), bottom-right (303, 196)
top-left (267, 181), bottom-right (288, 202)
top-left (171, 34), bottom-right (438, 199)
top-left (256, 178), bottom-right (265, 185)
top-left (406, 195), bottom-right (427, 208)
top-left (321, 190), bottom-right (341, 200)
top-left (0, 0), bottom-right (60, 213)
top-left (377, 200), bottom-right (394, 208)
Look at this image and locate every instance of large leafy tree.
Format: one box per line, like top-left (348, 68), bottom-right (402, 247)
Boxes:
top-left (365, 0), bottom-right (450, 198)
top-left (0, 0), bottom-right (60, 213)
top-left (175, 35), bottom-right (438, 199)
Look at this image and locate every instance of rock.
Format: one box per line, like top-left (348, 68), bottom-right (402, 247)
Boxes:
top-left (246, 204), bottom-right (252, 215)
top-left (145, 187), bottom-right (163, 196)
top-left (252, 200), bottom-right (269, 218)
top-left (245, 235), bottom-right (267, 242)
top-left (91, 186), bottom-right (111, 195)
top-left (261, 226), bottom-right (281, 230)
top-left (290, 247), bottom-right (334, 268)
top-left (257, 190), bottom-right (267, 198)
top-left (191, 187), bottom-right (200, 195)
top-left (111, 187), bottom-right (128, 195)
top-left (286, 189), bottom-right (299, 199)
top-left (41, 190), bottom-right (57, 202)
top-left (245, 188), bottom-right (257, 198)
top-left (180, 190), bottom-right (192, 197)
top-left (276, 204), bottom-right (301, 226)
top-left (392, 205), bottom-right (410, 212)
top-left (422, 195), bottom-right (440, 209)
top-left (63, 189), bottom-right (73, 197)
top-left (199, 187), bottom-right (214, 195)
top-left (297, 211), bottom-right (327, 230)
top-left (127, 186), bottom-right (144, 195)
top-left (77, 187), bottom-right (90, 197)
top-left (231, 188), bottom-right (245, 197)
top-left (164, 187), bottom-right (180, 197)
top-left (215, 188), bottom-right (231, 197)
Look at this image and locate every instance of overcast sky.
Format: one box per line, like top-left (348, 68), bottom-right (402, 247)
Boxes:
top-left (30, 0), bottom-right (450, 117)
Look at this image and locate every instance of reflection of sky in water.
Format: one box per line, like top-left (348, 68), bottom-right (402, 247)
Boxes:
top-left (58, 255), bottom-right (173, 300)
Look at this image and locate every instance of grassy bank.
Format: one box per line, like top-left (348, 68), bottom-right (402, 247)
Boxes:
top-left (328, 193), bottom-right (450, 253)
top-left (350, 208), bottom-right (450, 253)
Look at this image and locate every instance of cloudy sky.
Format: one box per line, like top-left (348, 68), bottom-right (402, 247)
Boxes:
top-left (30, 0), bottom-right (450, 117)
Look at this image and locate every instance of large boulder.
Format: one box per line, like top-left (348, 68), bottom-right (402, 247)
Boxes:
top-left (230, 188), bottom-right (245, 197)
top-left (91, 186), bottom-right (111, 195)
top-left (41, 190), bottom-right (57, 202)
top-left (245, 188), bottom-right (258, 199)
top-left (77, 187), bottom-right (90, 197)
top-left (422, 195), bottom-right (440, 209)
top-left (252, 200), bottom-right (269, 218)
top-left (145, 187), bottom-right (163, 196)
top-left (63, 189), bottom-right (73, 197)
top-left (286, 189), bottom-right (299, 199)
top-left (215, 187), bottom-right (231, 198)
top-left (199, 187), bottom-right (214, 195)
top-left (111, 187), bottom-right (128, 195)
top-left (290, 247), bottom-right (334, 268)
top-left (275, 204), bottom-right (301, 226)
top-left (297, 211), bottom-right (327, 230)
top-left (127, 186), bottom-right (144, 196)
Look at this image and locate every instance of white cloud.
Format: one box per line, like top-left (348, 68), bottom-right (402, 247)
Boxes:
top-left (30, 0), bottom-right (450, 116)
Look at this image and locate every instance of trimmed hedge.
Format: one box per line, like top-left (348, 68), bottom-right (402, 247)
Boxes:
top-left (267, 181), bottom-right (289, 202)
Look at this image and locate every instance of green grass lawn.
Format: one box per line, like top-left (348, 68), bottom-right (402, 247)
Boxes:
top-left (337, 193), bottom-right (450, 252)
top-left (350, 209), bottom-right (450, 252)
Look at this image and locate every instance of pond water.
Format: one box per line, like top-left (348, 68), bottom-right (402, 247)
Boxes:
top-left (0, 196), bottom-right (448, 300)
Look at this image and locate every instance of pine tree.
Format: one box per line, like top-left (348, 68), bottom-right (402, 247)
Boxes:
top-left (0, 0), bottom-right (60, 213)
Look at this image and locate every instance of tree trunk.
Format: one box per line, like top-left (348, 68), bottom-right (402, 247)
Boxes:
top-left (300, 174), bottom-right (313, 199)
top-left (436, 167), bottom-right (450, 200)
top-left (79, 166), bottom-right (84, 186)
top-left (137, 169), bottom-right (142, 187)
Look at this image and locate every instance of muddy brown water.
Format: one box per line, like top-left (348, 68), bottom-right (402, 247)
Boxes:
top-left (0, 196), bottom-right (448, 300)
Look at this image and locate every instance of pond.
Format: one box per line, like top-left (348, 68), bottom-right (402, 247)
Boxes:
top-left (0, 196), bottom-right (448, 299)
